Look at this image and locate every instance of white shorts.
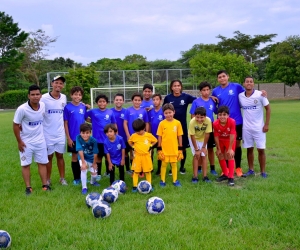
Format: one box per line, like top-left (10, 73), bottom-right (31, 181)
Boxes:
top-left (47, 143), bottom-right (66, 155)
top-left (188, 138), bottom-right (206, 156)
top-left (242, 129), bottom-right (266, 149)
top-left (19, 142), bottom-right (49, 166)
top-left (79, 160), bottom-right (97, 174)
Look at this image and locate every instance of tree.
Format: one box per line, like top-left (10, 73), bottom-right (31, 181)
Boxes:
top-left (189, 51), bottom-right (256, 86)
top-left (0, 11), bottom-right (28, 92)
top-left (266, 35), bottom-right (300, 88)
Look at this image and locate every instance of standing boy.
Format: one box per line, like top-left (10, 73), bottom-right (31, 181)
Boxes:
top-left (213, 106), bottom-right (236, 186)
top-left (13, 85), bottom-right (50, 194)
top-left (157, 103), bottom-right (184, 187)
top-left (239, 76), bottom-right (271, 178)
top-left (41, 75), bottom-right (67, 185)
top-left (64, 86), bottom-right (87, 185)
top-left (140, 83), bottom-right (154, 111)
top-left (188, 107), bottom-right (212, 183)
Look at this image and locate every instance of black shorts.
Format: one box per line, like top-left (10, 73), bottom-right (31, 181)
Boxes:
top-left (207, 132), bottom-right (215, 148)
top-left (67, 141), bottom-right (77, 153)
top-left (182, 133), bottom-right (190, 149)
top-left (236, 124), bottom-right (243, 141)
top-left (125, 141), bottom-right (132, 153)
top-left (97, 143), bottom-right (105, 158)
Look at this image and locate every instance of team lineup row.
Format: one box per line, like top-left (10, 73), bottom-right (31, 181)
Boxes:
top-left (12, 70), bottom-right (271, 195)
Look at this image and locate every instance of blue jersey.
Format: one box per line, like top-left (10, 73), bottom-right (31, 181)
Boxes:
top-left (63, 102), bottom-right (87, 141)
top-left (124, 107), bottom-right (149, 135)
top-left (76, 135), bottom-right (98, 163)
top-left (85, 108), bottom-right (116, 143)
top-left (189, 97), bottom-right (217, 122)
top-left (212, 82), bottom-right (244, 125)
top-left (111, 107), bottom-right (127, 140)
top-left (104, 135), bottom-right (126, 165)
top-left (140, 99), bottom-right (154, 109)
top-left (148, 107), bottom-right (164, 138)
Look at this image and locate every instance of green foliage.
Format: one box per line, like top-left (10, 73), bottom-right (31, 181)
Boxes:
top-left (190, 51), bottom-right (256, 86)
top-left (0, 89), bottom-right (28, 108)
top-left (266, 35), bottom-right (300, 86)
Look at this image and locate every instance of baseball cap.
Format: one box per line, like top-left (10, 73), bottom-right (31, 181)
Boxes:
top-left (52, 75), bottom-right (66, 82)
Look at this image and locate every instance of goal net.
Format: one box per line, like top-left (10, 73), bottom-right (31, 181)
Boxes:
top-left (90, 86), bottom-right (155, 109)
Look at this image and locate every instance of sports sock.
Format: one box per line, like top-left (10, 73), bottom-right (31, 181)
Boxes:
top-left (132, 172), bottom-right (139, 187)
top-left (157, 160), bottom-right (161, 173)
top-left (125, 156), bottom-right (130, 171)
top-left (180, 150), bottom-right (187, 170)
top-left (171, 162), bottom-right (178, 182)
top-left (219, 159), bottom-right (229, 176)
top-left (145, 172), bottom-right (152, 184)
top-left (161, 161), bottom-right (167, 182)
top-left (228, 160), bottom-right (235, 178)
top-left (198, 166), bottom-right (202, 171)
top-left (91, 174), bottom-right (97, 184)
top-left (71, 161), bottom-right (81, 180)
top-left (119, 165), bottom-right (125, 181)
top-left (235, 147), bottom-right (242, 168)
top-left (105, 160), bottom-right (109, 174)
top-left (81, 170), bottom-right (87, 189)
top-left (109, 166), bottom-right (115, 185)
top-left (210, 165), bottom-right (215, 171)
top-left (97, 162), bottom-right (102, 176)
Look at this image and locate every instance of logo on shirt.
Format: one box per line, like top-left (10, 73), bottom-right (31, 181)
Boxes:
top-left (138, 114), bottom-right (143, 119)
top-left (180, 100), bottom-right (185, 105)
top-left (79, 109), bottom-right (84, 114)
top-left (21, 156), bottom-right (26, 161)
top-left (228, 90), bottom-right (234, 96)
top-left (28, 120), bottom-right (43, 126)
top-left (209, 105), bottom-right (213, 110)
top-left (104, 115), bottom-right (110, 120)
top-left (173, 126), bottom-right (177, 132)
top-left (158, 115), bottom-right (163, 121)
top-left (150, 105), bottom-right (154, 108)
top-left (117, 144), bottom-right (121, 150)
top-left (62, 103), bottom-right (66, 107)
top-left (254, 99), bottom-right (258, 104)
top-left (144, 139), bottom-right (149, 145)
top-left (120, 114), bottom-right (124, 119)
top-left (48, 109), bottom-right (63, 114)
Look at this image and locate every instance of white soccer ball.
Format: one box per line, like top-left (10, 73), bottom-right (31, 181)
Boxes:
top-left (101, 187), bottom-right (119, 203)
top-left (146, 197), bottom-right (165, 214)
top-left (0, 230), bottom-right (11, 248)
top-left (111, 180), bottom-right (127, 194)
top-left (92, 201), bottom-right (112, 218)
top-left (85, 192), bottom-right (102, 208)
top-left (137, 180), bottom-right (152, 194)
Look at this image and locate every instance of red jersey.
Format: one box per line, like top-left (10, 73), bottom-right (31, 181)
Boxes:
top-left (213, 117), bottom-right (236, 141)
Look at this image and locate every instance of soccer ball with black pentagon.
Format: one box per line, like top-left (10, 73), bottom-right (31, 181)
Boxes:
top-left (111, 180), bottom-right (127, 194)
top-left (137, 180), bottom-right (152, 194)
top-left (92, 201), bottom-right (112, 218)
top-left (101, 187), bottom-right (118, 203)
top-left (85, 192), bottom-right (102, 208)
top-left (146, 197), bottom-right (165, 214)
top-left (0, 230), bottom-right (11, 248)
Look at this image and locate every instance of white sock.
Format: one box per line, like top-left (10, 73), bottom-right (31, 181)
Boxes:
top-left (81, 170), bottom-right (87, 189)
top-left (91, 175), bottom-right (97, 184)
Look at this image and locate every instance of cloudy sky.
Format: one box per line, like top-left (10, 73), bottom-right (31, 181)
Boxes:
top-left (2, 0), bottom-right (300, 65)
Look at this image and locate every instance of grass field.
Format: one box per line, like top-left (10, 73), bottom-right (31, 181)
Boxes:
top-left (1, 100), bottom-right (300, 249)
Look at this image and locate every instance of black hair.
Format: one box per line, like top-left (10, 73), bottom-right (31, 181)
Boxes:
top-left (95, 94), bottom-right (108, 103)
top-left (114, 93), bottom-right (124, 100)
top-left (170, 79), bottom-right (183, 93)
top-left (70, 86), bottom-right (84, 95)
top-left (143, 83), bottom-right (153, 91)
top-left (80, 123), bottom-right (92, 132)
top-left (162, 103), bottom-right (175, 112)
top-left (28, 85), bottom-right (41, 94)
top-left (152, 93), bottom-right (162, 100)
top-left (131, 93), bottom-right (143, 101)
top-left (132, 119), bottom-right (146, 132)
top-left (104, 124), bottom-right (118, 133)
top-left (217, 70), bottom-right (228, 77)
top-left (243, 76), bottom-right (254, 82)
top-left (194, 107), bottom-right (206, 116)
top-left (217, 105), bottom-right (230, 114)
top-left (198, 81), bottom-right (212, 91)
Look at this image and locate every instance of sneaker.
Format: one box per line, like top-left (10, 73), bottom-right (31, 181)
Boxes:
top-left (210, 170), bottom-right (218, 176)
top-left (25, 187), bottom-right (33, 195)
top-left (191, 177), bottom-right (199, 183)
top-left (203, 176), bottom-right (211, 183)
top-left (159, 181), bottom-right (166, 187)
top-left (261, 172), bottom-right (268, 178)
top-left (81, 188), bottom-right (88, 195)
top-left (235, 168), bottom-right (243, 177)
top-left (126, 170), bottom-right (133, 175)
top-left (73, 179), bottom-right (81, 185)
top-left (168, 170), bottom-right (172, 176)
top-left (60, 178), bottom-right (68, 185)
top-left (198, 169), bottom-right (202, 174)
top-left (96, 175), bottom-right (101, 181)
top-left (46, 179), bottom-right (51, 186)
top-left (243, 169), bottom-right (255, 177)
top-left (91, 182), bottom-right (100, 186)
top-left (139, 172), bottom-right (144, 178)
top-left (216, 174), bottom-right (228, 182)
top-left (132, 187), bottom-right (138, 193)
top-left (180, 168), bottom-right (186, 174)
top-left (42, 185), bottom-right (51, 191)
top-left (228, 178), bottom-right (235, 186)
top-left (173, 180), bottom-right (182, 187)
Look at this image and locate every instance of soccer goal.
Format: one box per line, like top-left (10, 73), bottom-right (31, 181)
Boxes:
top-left (90, 86), bottom-right (155, 108)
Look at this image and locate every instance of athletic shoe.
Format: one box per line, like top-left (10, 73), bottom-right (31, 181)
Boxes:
top-left (25, 187), bottom-right (33, 195)
top-left (228, 178), bottom-right (235, 186)
top-left (216, 174), bottom-right (228, 182)
top-left (261, 172), bottom-right (268, 178)
top-left (91, 182), bottom-right (100, 186)
top-left (191, 177), bottom-right (199, 183)
top-left (180, 168), bottom-right (186, 174)
top-left (81, 188), bottom-right (88, 195)
top-left (243, 169), bottom-right (255, 177)
top-left (203, 176), bottom-right (211, 183)
top-left (173, 180), bottom-right (182, 187)
top-left (73, 179), bottom-right (81, 185)
top-left (235, 168), bottom-right (243, 177)
top-left (139, 172), bottom-right (144, 178)
top-left (132, 187), bottom-right (138, 193)
top-left (168, 170), bottom-right (172, 176)
top-left (96, 175), bottom-right (101, 181)
top-left (60, 178), bottom-right (68, 185)
top-left (159, 181), bottom-right (166, 187)
top-left (42, 185), bottom-right (51, 191)
top-left (126, 170), bottom-right (133, 175)
top-left (198, 169), bottom-right (202, 174)
top-left (210, 170), bottom-right (218, 176)
top-left (46, 179), bottom-right (51, 186)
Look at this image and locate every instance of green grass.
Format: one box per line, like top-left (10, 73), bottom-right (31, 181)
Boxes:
top-left (1, 100), bottom-right (300, 249)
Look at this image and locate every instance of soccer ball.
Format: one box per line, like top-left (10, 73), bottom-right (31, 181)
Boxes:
top-left (137, 180), bottom-right (152, 194)
top-left (146, 197), bottom-right (165, 214)
top-left (111, 180), bottom-right (127, 194)
top-left (92, 201), bottom-right (112, 218)
top-left (85, 192), bottom-right (102, 208)
top-left (0, 230), bottom-right (11, 248)
top-left (101, 187), bottom-right (119, 203)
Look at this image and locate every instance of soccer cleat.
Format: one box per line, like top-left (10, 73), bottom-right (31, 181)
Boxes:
top-left (210, 170), bottom-right (218, 176)
top-left (81, 188), bottom-right (88, 195)
top-left (191, 177), bottom-right (199, 183)
top-left (159, 181), bottom-right (166, 187)
top-left (180, 168), bottom-right (186, 174)
top-left (139, 172), bottom-right (144, 178)
top-left (73, 179), bottom-right (81, 185)
top-left (126, 170), bottom-right (133, 175)
top-left (235, 168), bottom-right (243, 177)
top-left (173, 180), bottom-right (182, 187)
top-left (60, 178), bottom-right (68, 185)
top-left (132, 187), bottom-right (138, 193)
top-left (228, 178), bottom-right (235, 186)
top-left (91, 182), bottom-right (100, 186)
top-left (261, 172), bottom-right (268, 178)
top-left (203, 176), bottom-right (211, 183)
top-left (168, 170), bottom-right (172, 176)
top-left (243, 169), bottom-right (255, 177)
top-left (25, 187), bottom-right (33, 195)
top-left (216, 174), bottom-right (229, 182)
top-left (42, 185), bottom-right (51, 191)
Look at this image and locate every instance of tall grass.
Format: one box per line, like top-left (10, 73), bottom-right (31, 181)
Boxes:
top-left (0, 100), bottom-right (300, 249)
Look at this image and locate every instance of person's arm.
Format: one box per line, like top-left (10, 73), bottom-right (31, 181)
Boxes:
top-left (263, 104), bottom-right (271, 133)
top-left (145, 122), bottom-right (150, 133)
top-left (13, 122), bottom-right (26, 152)
top-left (92, 154), bottom-right (98, 171)
top-left (227, 134), bottom-right (235, 159)
top-left (120, 149), bottom-right (125, 166)
top-left (106, 153), bottom-right (114, 171)
top-left (178, 135), bottom-right (182, 147)
top-left (200, 133), bottom-right (210, 156)
top-left (214, 135), bottom-right (222, 157)
top-left (64, 120), bottom-right (74, 148)
top-left (191, 135), bottom-right (201, 159)
top-left (123, 120), bottom-right (130, 140)
top-left (78, 151), bottom-right (87, 170)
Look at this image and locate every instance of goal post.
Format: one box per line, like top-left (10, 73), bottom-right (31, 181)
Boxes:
top-left (90, 86), bottom-right (155, 109)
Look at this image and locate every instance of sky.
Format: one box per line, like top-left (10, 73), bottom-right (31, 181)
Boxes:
top-left (2, 0), bottom-right (300, 65)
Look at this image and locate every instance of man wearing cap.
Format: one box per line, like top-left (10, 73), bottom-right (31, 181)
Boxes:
top-left (41, 76), bottom-right (68, 185)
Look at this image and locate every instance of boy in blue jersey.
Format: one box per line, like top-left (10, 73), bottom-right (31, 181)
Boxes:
top-left (104, 124), bottom-right (126, 185)
top-left (85, 94), bottom-right (117, 177)
top-left (190, 82), bottom-right (218, 176)
top-left (111, 93), bottom-right (132, 175)
top-left (148, 93), bottom-right (164, 175)
top-left (76, 123), bottom-right (99, 195)
top-left (140, 83), bottom-right (154, 111)
top-left (64, 86), bottom-right (87, 185)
